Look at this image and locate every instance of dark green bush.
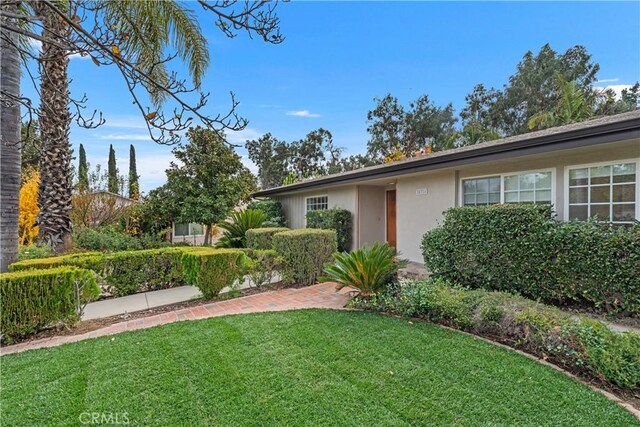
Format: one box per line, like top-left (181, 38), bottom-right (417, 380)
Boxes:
top-left (8, 252), bottom-right (103, 272)
top-left (246, 249), bottom-right (282, 288)
top-left (323, 242), bottom-right (406, 296)
top-left (181, 249), bottom-right (248, 298)
top-left (273, 229), bottom-right (337, 286)
top-left (306, 208), bottom-right (352, 252)
top-left (1, 267), bottom-right (100, 342)
top-left (73, 226), bottom-right (144, 251)
top-left (248, 199), bottom-right (286, 227)
top-left (421, 205), bottom-right (640, 315)
top-left (353, 279), bottom-right (640, 390)
top-left (245, 227), bottom-right (290, 250)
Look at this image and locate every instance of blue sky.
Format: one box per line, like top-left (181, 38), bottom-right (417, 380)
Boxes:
top-left (24, 1), bottom-right (640, 193)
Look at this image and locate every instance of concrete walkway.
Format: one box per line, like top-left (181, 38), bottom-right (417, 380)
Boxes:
top-left (1, 282), bottom-right (352, 356)
top-left (83, 276), bottom-right (261, 320)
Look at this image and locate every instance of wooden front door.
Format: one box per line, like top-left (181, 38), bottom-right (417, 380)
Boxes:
top-left (386, 190), bottom-right (397, 248)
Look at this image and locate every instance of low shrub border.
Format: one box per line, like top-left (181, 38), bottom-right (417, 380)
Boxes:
top-left (352, 279), bottom-right (640, 392)
top-left (1, 267), bottom-right (100, 342)
top-left (245, 227), bottom-right (290, 250)
top-left (181, 249), bottom-right (248, 298)
top-left (8, 246), bottom-right (216, 297)
top-left (421, 204), bottom-right (640, 315)
top-left (273, 229), bottom-right (337, 286)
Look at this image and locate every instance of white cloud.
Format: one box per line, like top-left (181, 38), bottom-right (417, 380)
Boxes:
top-left (596, 78), bottom-right (620, 84)
top-left (594, 84), bottom-right (634, 99)
top-left (96, 133), bottom-right (152, 141)
top-left (240, 156), bottom-right (259, 175)
top-left (226, 128), bottom-right (263, 145)
top-left (29, 39), bottom-right (88, 60)
top-left (286, 110), bottom-right (321, 118)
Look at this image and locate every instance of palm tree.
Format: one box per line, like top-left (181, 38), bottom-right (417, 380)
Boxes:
top-left (528, 75), bottom-right (596, 131)
top-left (35, 0), bottom-right (209, 251)
top-left (0, 1), bottom-right (23, 271)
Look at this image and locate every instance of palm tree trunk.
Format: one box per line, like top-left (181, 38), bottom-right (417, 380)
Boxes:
top-left (0, 2), bottom-right (22, 272)
top-left (35, 3), bottom-right (73, 253)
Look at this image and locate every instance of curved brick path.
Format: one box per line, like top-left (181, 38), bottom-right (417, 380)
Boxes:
top-left (1, 282), bottom-right (352, 356)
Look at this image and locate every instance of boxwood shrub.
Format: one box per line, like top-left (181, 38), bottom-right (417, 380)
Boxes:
top-left (8, 247), bottom-right (215, 297)
top-left (353, 279), bottom-right (640, 390)
top-left (306, 208), bottom-right (352, 252)
top-left (273, 229), bottom-right (337, 286)
top-left (245, 227), bottom-right (290, 250)
top-left (421, 205), bottom-right (640, 315)
top-left (1, 267), bottom-right (100, 342)
top-left (181, 249), bottom-right (248, 298)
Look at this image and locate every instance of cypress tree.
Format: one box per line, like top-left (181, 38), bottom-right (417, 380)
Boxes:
top-left (107, 144), bottom-right (118, 193)
top-left (128, 144), bottom-right (139, 200)
top-left (78, 143), bottom-right (89, 192)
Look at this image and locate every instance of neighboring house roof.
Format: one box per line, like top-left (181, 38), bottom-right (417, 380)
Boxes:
top-left (254, 110), bottom-right (640, 197)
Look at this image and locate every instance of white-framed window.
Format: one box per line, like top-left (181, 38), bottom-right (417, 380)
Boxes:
top-left (504, 171), bottom-right (553, 204)
top-left (461, 169), bottom-right (555, 207)
top-left (305, 195), bottom-right (328, 213)
top-left (174, 223), bottom-right (205, 236)
top-left (462, 176), bottom-right (501, 206)
top-left (565, 160), bottom-right (638, 224)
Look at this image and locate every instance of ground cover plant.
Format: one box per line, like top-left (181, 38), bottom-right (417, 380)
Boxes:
top-left (352, 279), bottom-right (640, 391)
top-left (421, 204), bottom-right (640, 315)
top-left (1, 310), bottom-right (637, 426)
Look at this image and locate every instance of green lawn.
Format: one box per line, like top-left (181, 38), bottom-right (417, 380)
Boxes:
top-left (2, 310), bottom-right (637, 426)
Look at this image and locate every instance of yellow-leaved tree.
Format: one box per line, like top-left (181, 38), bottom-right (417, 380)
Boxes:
top-left (19, 171), bottom-right (40, 246)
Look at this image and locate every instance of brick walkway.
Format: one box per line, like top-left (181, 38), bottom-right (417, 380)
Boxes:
top-left (1, 282), bottom-right (352, 356)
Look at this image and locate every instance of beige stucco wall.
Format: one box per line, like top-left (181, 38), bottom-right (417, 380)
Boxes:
top-left (357, 185), bottom-right (386, 246)
top-left (396, 170), bottom-right (457, 262)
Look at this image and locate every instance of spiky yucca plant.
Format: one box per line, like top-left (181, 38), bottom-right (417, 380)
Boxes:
top-left (216, 209), bottom-right (266, 248)
top-left (323, 242), bottom-right (406, 296)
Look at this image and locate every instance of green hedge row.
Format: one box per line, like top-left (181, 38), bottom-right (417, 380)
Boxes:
top-left (9, 246), bottom-right (242, 298)
top-left (421, 205), bottom-right (640, 315)
top-left (247, 199), bottom-right (286, 227)
top-left (1, 267), bottom-right (100, 342)
top-left (273, 229), bottom-right (337, 286)
top-left (182, 249), bottom-right (248, 299)
top-left (353, 279), bottom-right (640, 390)
top-left (306, 208), bottom-right (352, 252)
top-left (245, 227), bottom-right (290, 250)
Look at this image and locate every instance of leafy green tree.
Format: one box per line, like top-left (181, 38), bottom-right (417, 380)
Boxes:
top-left (128, 144), bottom-right (139, 200)
top-left (78, 144), bottom-right (89, 192)
top-left (595, 83), bottom-right (640, 116)
top-left (467, 44), bottom-right (600, 136)
top-left (107, 145), bottom-right (118, 194)
top-left (246, 133), bottom-right (292, 189)
top-left (167, 127), bottom-right (257, 245)
top-left (528, 75), bottom-right (597, 130)
top-left (458, 84), bottom-right (501, 145)
top-left (290, 128), bottom-right (336, 179)
top-left (366, 94), bottom-right (457, 161)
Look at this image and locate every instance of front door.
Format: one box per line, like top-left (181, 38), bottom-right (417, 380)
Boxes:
top-left (386, 190), bottom-right (397, 248)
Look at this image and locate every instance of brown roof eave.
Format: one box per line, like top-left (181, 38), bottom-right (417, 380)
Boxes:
top-left (253, 114), bottom-right (640, 197)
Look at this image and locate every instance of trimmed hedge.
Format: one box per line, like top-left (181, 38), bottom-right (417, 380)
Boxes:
top-left (247, 199), bottom-right (285, 227)
top-left (353, 279), bottom-right (640, 390)
top-left (273, 229), bottom-right (337, 286)
top-left (245, 227), bottom-right (290, 250)
top-left (182, 249), bottom-right (248, 299)
top-left (421, 205), bottom-right (640, 315)
top-left (246, 249), bottom-right (282, 288)
top-left (8, 252), bottom-right (103, 272)
top-left (306, 208), bottom-right (352, 252)
top-left (8, 247), bottom-right (215, 297)
top-left (1, 267), bottom-right (100, 342)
